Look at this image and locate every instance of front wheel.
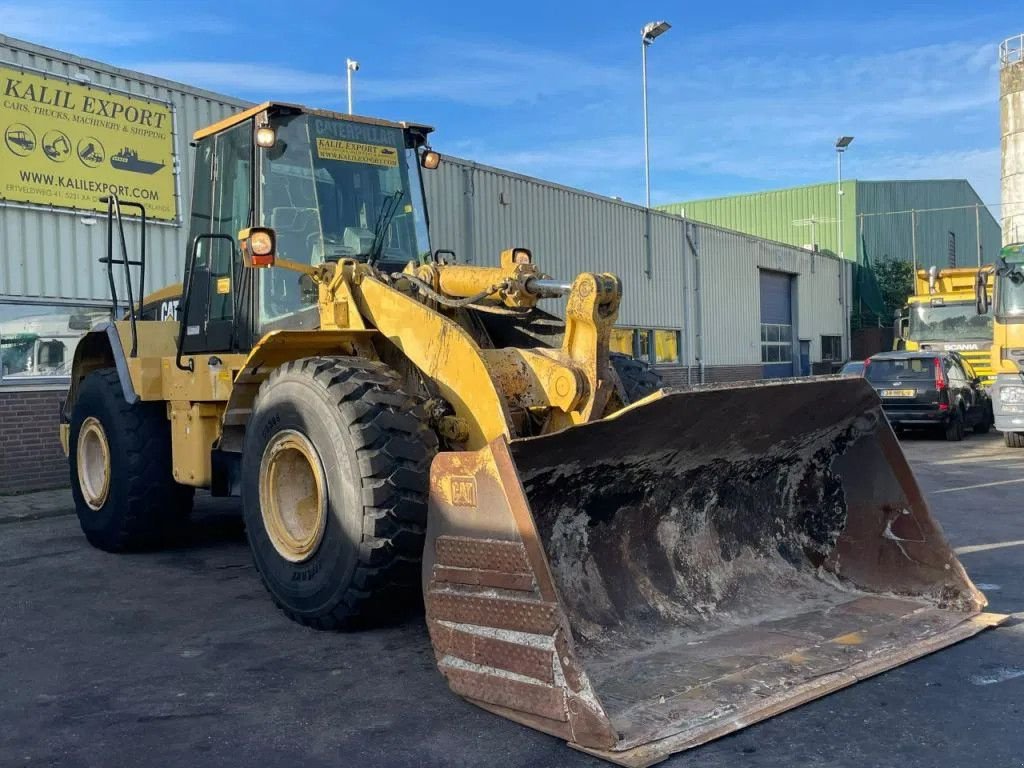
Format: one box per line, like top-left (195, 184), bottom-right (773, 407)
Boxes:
top-left (1006, 431), bottom-right (1024, 448)
top-left (241, 357), bottom-right (437, 629)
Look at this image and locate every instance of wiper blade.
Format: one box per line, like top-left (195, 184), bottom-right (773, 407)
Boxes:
top-left (367, 189), bottom-right (404, 267)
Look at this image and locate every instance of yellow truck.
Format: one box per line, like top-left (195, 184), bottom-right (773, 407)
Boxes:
top-left (979, 244), bottom-right (1024, 446)
top-left (897, 266), bottom-right (994, 384)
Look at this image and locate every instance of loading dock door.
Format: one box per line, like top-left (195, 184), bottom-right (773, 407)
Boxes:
top-left (760, 270), bottom-right (795, 379)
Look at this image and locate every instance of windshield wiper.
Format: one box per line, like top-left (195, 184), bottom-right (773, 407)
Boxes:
top-left (367, 189), bottom-right (404, 267)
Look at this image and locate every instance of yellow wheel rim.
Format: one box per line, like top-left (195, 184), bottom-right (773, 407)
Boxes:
top-left (259, 430), bottom-right (328, 563)
top-left (77, 416), bottom-right (111, 511)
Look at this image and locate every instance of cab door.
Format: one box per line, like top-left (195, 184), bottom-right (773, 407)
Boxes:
top-left (180, 121), bottom-right (253, 354)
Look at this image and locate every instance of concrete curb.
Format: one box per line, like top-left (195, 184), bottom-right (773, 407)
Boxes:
top-left (0, 488), bottom-right (75, 525)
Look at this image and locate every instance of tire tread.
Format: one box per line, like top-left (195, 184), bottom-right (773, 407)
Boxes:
top-left (71, 368), bottom-right (194, 551)
top-left (248, 356), bottom-right (437, 629)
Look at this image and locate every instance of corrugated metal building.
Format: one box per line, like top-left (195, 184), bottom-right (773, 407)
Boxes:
top-left (423, 157), bottom-right (851, 387)
top-left (660, 180), bottom-right (1002, 269)
top-left (0, 36), bottom-right (247, 492)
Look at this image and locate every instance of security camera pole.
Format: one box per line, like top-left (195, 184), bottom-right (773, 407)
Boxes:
top-left (642, 20), bottom-right (671, 209)
top-left (346, 58), bottom-right (360, 115)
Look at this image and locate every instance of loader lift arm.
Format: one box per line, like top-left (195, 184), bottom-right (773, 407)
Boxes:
top-left (262, 245), bottom-right (625, 449)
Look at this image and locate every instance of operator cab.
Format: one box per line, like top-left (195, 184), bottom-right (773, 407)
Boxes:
top-left (181, 102), bottom-right (434, 354)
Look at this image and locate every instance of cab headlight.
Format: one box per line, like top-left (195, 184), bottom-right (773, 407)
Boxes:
top-left (999, 386), bottom-right (1024, 404)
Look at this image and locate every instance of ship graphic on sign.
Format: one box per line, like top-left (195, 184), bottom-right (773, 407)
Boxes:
top-left (110, 147), bottom-right (165, 174)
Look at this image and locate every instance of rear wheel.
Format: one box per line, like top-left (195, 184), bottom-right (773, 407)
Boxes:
top-left (943, 408), bottom-right (965, 442)
top-left (69, 368), bottom-right (194, 551)
top-left (1006, 431), bottom-right (1024, 448)
top-left (611, 353), bottom-right (662, 404)
top-left (241, 357), bottom-right (437, 629)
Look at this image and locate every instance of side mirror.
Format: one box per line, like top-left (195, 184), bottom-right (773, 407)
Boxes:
top-left (976, 270), bottom-right (991, 314)
top-left (239, 227), bottom-right (276, 268)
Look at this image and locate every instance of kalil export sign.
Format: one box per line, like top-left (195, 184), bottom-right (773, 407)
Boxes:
top-left (0, 64), bottom-right (177, 221)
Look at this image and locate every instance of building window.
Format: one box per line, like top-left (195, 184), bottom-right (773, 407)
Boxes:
top-left (636, 330), bottom-right (652, 361)
top-left (653, 330), bottom-right (680, 364)
top-left (610, 328), bottom-right (635, 355)
top-left (760, 323), bottom-right (793, 363)
top-left (948, 231), bottom-right (956, 267)
top-left (821, 335), bottom-right (842, 361)
top-left (609, 327), bottom-right (682, 364)
top-left (0, 302), bottom-right (107, 383)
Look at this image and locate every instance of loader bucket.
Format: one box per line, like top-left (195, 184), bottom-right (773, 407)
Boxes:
top-left (423, 377), bottom-right (1003, 767)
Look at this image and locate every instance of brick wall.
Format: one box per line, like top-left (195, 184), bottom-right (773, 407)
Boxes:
top-left (654, 364), bottom-right (766, 388)
top-left (0, 388), bottom-right (69, 494)
top-left (655, 365), bottom-right (691, 388)
top-left (702, 364), bottom-right (764, 384)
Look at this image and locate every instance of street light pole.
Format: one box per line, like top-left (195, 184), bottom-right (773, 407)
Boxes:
top-left (835, 136), bottom-right (853, 259)
top-left (346, 58), bottom-right (360, 115)
top-left (642, 21), bottom-right (671, 209)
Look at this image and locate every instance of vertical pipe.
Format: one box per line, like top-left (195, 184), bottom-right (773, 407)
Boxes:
top-left (975, 202), bottom-right (982, 266)
top-left (686, 222), bottom-right (704, 384)
top-left (911, 209), bottom-right (918, 274)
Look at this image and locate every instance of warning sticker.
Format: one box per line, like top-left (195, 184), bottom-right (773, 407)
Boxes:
top-left (315, 138), bottom-right (398, 167)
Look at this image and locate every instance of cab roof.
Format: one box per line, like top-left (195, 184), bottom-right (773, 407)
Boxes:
top-left (193, 101), bottom-right (433, 141)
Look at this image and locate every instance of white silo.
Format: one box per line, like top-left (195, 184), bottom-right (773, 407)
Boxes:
top-left (1002, 34), bottom-right (1024, 245)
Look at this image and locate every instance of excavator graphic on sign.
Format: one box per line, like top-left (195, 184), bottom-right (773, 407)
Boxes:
top-left (43, 133), bottom-right (71, 160)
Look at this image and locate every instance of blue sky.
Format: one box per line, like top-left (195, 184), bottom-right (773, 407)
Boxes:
top-left (1, 1), bottom-right (1017, 209)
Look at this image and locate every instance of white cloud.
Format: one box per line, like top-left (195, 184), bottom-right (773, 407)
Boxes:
top-left (129, 61), bottom-right (342, 98)
top-left (129, 41), bottom-right (628, 109)
top-left (358, 42), bottom-right (629, 107)
top-left (0, 2), bottom-right (228, 48)
top-left (0, 3), bottom-right (154, 46)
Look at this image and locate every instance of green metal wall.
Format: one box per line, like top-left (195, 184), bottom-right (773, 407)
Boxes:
top-left (659, 182), bottom-right (855, 260)
top-left (854, 180), bottom-right (1001, 269)
top-left (660, 180), bottom-right (1001, 269)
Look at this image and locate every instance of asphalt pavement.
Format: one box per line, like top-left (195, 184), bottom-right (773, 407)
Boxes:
top-left (1, 432), bottom-right (1022, 768)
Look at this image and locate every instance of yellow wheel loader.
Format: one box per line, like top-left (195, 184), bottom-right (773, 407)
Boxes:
top-left (60, 102), bottom-right (1002, 766)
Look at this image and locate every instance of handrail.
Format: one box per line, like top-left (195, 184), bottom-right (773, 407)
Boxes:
top-left (99, 195), bottom-right (147, 357)
top-left (1000, 34), bottom-right (1024, 67)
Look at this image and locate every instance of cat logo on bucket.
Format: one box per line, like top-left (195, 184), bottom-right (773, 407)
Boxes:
top-left (449, 476), bottom-right (477, 507)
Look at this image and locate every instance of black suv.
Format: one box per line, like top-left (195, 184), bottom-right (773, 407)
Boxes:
top-left (865, 351), bottom-right (994, 441)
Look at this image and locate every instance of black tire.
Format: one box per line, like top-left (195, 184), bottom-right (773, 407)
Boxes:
top-left (69, 368), bottom-right (194, 551)
top-left (241, 357), bottom-right (437, 629)
top-left (611, 353), bottom-right (662, 404)
top-left (1006, 431), bottom-right (1024, 448)
top-left (944, 408), bottom-right (965, 442)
